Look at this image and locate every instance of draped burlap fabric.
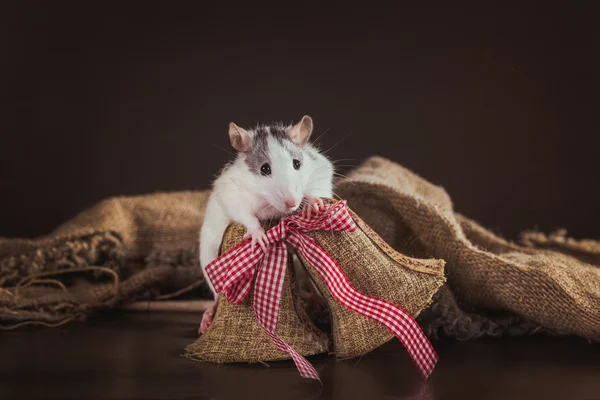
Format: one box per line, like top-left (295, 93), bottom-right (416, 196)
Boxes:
top-left (0, 192), bottom-right (210, 327)
top-left (335, 157), bottom-right (600, 341)
top-left (1, 156), bottom-right (599, 342)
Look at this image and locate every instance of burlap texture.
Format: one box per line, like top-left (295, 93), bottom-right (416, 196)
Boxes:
top-left (299, 207), bottom-right (446, 358)
top-left (184, 222), bottom-right (329, 363)
top-left (336, 156), bottom-right (600, 341)
top-left (520, 229), bottom-right (600, 267)
top-left (0, 192), bottom-right (210, 328)
top-left (1, 156), bottom-right (599, 342)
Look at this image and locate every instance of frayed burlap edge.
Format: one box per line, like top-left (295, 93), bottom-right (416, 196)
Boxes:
top-left (0, 231), bottom-right (124, 287)
top-left (417, 285), bottom-right (543, 340)
top-left (520, 229), bottom-right (600, 267)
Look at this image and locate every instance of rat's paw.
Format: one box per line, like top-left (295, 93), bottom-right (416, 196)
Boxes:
top-left (302, 197), bottom-right (325, 219)
top-left (244, 227), bottom-right (269, 253)
top-left (198, 302), bottom-right (217, 335)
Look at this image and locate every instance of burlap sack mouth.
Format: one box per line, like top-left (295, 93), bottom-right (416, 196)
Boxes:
top-left (335, 156), bottom-right (600, 341)
top-left (184, 222), bottom-right (330, 364)
top-left (297, 203), bottom-right (446, 359)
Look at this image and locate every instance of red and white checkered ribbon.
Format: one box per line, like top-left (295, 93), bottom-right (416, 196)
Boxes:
top-left (205, 200), bottom-right (437, 381)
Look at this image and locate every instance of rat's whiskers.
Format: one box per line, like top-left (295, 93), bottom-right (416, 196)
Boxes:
top-left (321, 132), bottom-right (352, 156)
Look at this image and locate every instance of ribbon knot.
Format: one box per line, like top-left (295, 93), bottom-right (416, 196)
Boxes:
top-left (205, 200), bottom-right (437, 382)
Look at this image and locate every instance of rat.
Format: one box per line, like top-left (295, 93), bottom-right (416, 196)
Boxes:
top-left (198, 115), bottom-right (334, 334)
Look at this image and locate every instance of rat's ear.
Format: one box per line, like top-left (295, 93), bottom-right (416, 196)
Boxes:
top-left (288, 115), bottom-right (313, 146)
top-left (228, 122), bottom-right (251, 152)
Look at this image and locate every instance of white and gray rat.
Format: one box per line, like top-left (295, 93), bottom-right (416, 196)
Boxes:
top-left (198, 115), bottom-right (334, 333)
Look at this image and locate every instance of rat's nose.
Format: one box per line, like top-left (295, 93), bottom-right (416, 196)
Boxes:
top-left (285, 199), bottom-right (297, 209)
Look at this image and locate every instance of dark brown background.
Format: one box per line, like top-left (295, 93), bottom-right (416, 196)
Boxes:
top-left (1, 2), bottom-right (599, 239)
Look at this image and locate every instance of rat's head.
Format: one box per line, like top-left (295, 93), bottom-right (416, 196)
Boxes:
top-left (229, 116), bottom-right (313, 214)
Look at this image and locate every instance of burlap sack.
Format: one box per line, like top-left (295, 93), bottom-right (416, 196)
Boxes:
top-left (184, 222), bottom-right (329, 363)
top-left (298, 206), bottom-right (446, 358)
top-left (336, 156), bottom-right (600, 341)
top-left (185, 200), bottom-right (445, 363)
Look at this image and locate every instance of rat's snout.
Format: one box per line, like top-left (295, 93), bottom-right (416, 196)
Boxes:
top-left (280, 188), bottom-right (300, 212)
top-left (282, 192), bottom-right (299, 210)
top-left (284, 198), bottom-right (298, 209)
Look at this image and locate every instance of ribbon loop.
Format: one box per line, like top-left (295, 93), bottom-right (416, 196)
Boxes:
top-left (204, 200), bottom-right (437, 380)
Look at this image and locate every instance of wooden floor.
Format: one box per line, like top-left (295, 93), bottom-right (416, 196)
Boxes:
top-left (1, 312), bottom-right (599, 400)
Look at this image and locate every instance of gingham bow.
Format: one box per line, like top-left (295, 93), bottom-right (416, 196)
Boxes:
top-left (205, 200), bottom-right (437, 381)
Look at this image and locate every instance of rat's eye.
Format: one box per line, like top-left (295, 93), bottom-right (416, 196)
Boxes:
top-left (293, 159), bottom-right (301, 170)
top-left (260, 163), bottom-right (271, 176)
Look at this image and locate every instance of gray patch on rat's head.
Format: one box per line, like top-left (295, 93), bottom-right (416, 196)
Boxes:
top-left (244, 123), bottom-right (305, 174)
top-left (243, 126), bottom-right (270, 174)
top-left (282, 139), bottom-right (304, 164)
top-left (272, 124), bottom-right (305, 164)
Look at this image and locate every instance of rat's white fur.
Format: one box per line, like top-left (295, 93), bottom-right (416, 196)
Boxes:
top-left (199, 122), bottom-right (333, 298)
